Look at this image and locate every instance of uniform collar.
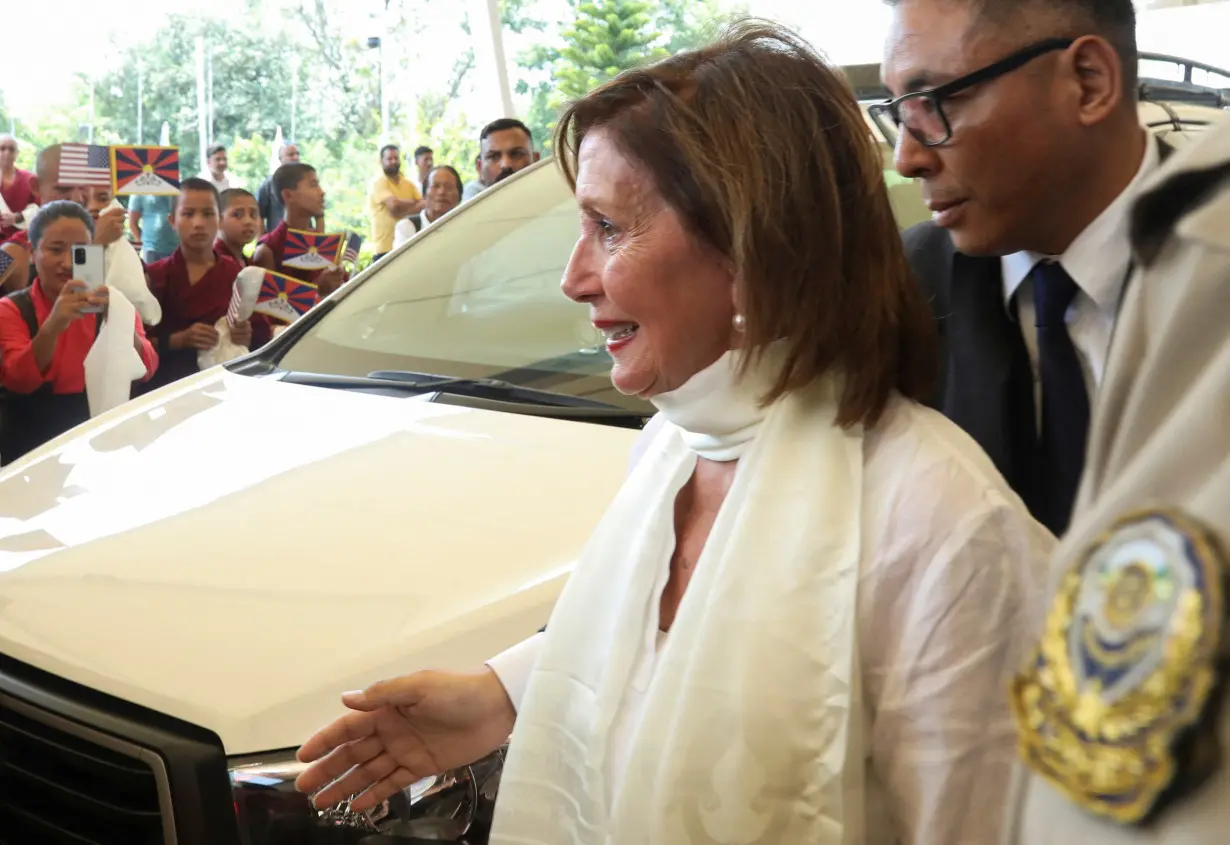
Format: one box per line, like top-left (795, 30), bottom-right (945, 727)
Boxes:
top-left (1002, 133), bottom-right (1160, 314)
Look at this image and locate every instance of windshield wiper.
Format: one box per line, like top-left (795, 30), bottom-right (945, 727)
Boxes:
top-left (276, 369), bottom-right (648, 428)
top-left (364, 369), bottom-right (623, 411)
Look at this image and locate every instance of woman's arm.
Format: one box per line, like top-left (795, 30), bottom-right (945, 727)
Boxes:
top-left (863, 475), bottom-right (1052, 845)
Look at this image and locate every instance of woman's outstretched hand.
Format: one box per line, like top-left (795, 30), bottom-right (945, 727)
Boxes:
top-left (295, 668), bottom-right (516, 813)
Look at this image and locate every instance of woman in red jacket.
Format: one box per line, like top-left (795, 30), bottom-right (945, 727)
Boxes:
top-left (0, 201), bottom-right (157, 463)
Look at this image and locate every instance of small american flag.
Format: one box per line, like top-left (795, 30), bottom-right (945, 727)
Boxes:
top-left (341, 232), bottom-right (363, 265)
top-left (225, 280), bottom-right (244, 328)
top-left (59, 144), bottom-right (113, 188)
top-left (0, 250), bottom-right (12, 281)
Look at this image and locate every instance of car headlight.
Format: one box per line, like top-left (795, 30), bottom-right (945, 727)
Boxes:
top-left (229, 745), bottom-right (505, 844)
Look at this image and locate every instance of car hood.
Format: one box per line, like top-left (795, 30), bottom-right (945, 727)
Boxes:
top-left (0, 371), bottom-right (638, 754)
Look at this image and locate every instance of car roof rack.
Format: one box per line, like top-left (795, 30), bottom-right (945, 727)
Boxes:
top-left (1139, 52), bottom-right (1230, 109)
top-left (843, 52), bottom-right (1230, 108)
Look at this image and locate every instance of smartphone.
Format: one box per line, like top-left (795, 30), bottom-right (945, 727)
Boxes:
top-left (71, 244), bottom-right (106, 314)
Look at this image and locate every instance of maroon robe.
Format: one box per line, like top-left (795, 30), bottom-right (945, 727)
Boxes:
top-left (142, 248), bottom-right (268, 391)
top-left (0, 169), bottom-right (37, 242)
top-left (214, 238), bottom-right (251, 267)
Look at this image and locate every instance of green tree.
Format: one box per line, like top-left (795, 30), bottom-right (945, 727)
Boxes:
top-left (655, 0), bottom-right (746, 54)
top-left (91, 16), bottom-right (304, 177)
top-left (555, 0), bottom-right (669, 101)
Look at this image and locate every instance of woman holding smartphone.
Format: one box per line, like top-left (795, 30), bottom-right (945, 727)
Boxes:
top-left (0, 200), bottom-right (158, 464)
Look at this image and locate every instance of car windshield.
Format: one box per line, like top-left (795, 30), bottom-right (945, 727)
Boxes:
top-left (277, 160), bottom-right (651, 412)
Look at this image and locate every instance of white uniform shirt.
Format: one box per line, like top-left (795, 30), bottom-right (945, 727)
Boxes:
top-left (491, 396), bottom-right (1055, 845)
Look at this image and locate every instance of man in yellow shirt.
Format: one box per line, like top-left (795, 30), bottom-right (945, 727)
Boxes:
top-left (367, 144), bottom-right (424, 261)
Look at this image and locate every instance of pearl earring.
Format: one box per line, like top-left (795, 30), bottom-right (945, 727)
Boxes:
top-left (732, 313), bottom-right (746, 332)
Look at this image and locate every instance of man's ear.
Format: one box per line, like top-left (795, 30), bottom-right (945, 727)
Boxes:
top-left (1069, 35), bottom-right (1125, 127)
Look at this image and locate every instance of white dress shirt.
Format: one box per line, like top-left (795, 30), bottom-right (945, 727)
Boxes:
top-left (392, 209), bottom-right (442, 249)
top-left (201, 172), bottom-right (238, 193)
top-left (1001, 134), bottom-right (1160, 409)
top-left (490, 395), bottom-right (1054, 845)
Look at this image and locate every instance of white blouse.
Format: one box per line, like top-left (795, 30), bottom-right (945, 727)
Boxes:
top-left (490, 396), bottom-right (1054, 845)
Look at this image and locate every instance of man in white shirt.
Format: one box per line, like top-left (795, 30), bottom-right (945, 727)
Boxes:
top-left (200, 144), bottom-right (238, 192)
top-left (392, 165), bottom-right (462, 249)
top-left (1005, 114), bottom-right (1230, 845)
top-left (884, 0), bottom-right (1156, 535)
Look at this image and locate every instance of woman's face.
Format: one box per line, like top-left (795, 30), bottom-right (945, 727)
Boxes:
top-left (562, 128), bottom-right (736, 398)
top-left (35, 217), bottom-right (92, 299)
top-left (425, 169), bottom-right (461, 218)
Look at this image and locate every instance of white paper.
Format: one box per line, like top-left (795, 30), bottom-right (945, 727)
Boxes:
top-left (104, 238), bottom-right (162, 327)
top-left (84, 288), bottom-right (147, 417)
top-left (197, 267), bottom-right (264, 369)
top-left (197, 318), bottom-right (248, 369)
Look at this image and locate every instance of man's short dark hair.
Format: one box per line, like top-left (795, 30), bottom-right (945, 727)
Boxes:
top-left (480, 118), bottom-right (534, 147)
top-left (380, 144), bottom-right (400, 159)
top-left (413, 145), bottom-right (432, 159)
top-left (219, 187), bottom-right (256, 213)
top-left (423, 164), bottom-right (463, 196)
top-left (273, 163), bottom-right (317, 200)
top-left (886, 0), bottom-right (1138, 89)
top-left (29, 200), bottom-right (94, 249)
top-left (178, 177), bottom-right (221, 210)
top-left (207, 144), bottom-right (226, 158)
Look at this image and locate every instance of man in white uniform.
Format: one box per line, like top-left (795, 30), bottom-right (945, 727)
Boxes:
top-left (1005, 115), bottom-right (1230, 844)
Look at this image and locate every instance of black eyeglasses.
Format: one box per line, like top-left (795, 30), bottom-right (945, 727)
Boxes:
top-left (870, 37), bottom-right (1076, 147)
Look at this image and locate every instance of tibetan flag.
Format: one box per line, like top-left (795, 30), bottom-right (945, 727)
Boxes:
top-left (282, 229), bottom-right (343, 271)
top-left (253, 270), bottom-right (318, 324)
top-left (59, 144), bottom-right (113, 188)
top-left (112, 146), bottom-right (181, 196)
top-left (341, 232), bottom-right (363, 265)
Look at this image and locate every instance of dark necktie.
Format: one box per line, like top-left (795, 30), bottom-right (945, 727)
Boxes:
top-left (1032, 261), bottom-right (1089, 535)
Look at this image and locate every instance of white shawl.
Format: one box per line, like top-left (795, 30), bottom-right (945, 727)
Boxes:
top-left (491, 351), bottom-right (867, 844)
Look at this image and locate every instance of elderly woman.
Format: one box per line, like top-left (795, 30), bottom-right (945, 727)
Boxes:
top-left (393, 164), bottom-right (464, 248)
top-left (296, 22), bottom-right (1052, 844)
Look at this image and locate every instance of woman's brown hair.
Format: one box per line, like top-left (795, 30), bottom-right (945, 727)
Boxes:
top-left (554, 20), bottom-right (937, 427)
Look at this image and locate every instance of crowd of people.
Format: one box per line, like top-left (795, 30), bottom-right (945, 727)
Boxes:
top-left (2, 0), bottom-right (1230, 841)
top-left (0, 113), bottom-right (542, 463)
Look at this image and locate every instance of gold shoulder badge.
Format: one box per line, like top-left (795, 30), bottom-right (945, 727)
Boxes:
top-left (1011, 508), bottom-right (1227, 823)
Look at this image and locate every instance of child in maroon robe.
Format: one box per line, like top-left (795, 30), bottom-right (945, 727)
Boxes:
top-left (216, 188), bottom-right (259, 266)
top-left (142, 178), bottom-right (267, 392)
top-left (253, 163), bottom-right (346, 300)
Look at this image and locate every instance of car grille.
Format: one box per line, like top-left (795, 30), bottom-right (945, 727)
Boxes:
top-left (0, 692), bottom-right (168, 845)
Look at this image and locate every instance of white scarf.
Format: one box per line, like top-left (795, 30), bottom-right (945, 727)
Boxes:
top-left (491, 349), bottom-right (867, 844)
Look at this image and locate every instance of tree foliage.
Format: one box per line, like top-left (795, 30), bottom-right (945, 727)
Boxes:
top-left (8, 0), bottom-right (733, 237)
top-left (555, 1), bottom-right (669, 101)
top-left (509, 0), bottom-right (730, 152)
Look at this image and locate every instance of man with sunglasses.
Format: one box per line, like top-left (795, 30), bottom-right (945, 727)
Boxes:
top-left (880, 0), bottom-right (1162, 537)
